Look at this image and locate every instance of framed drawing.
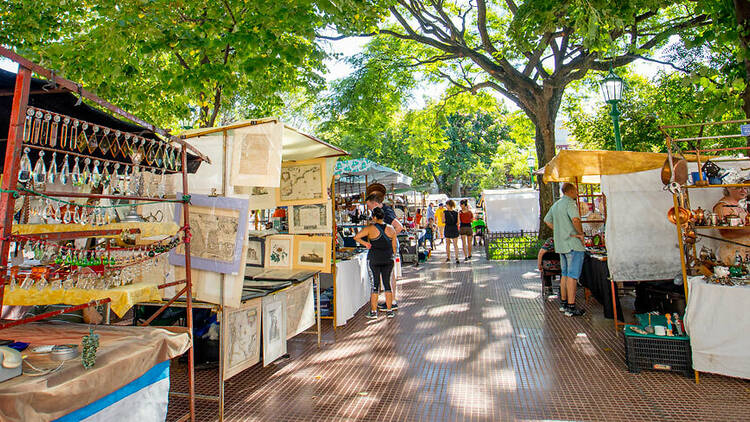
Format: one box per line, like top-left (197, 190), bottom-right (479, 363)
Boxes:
top-left (246, 237), bottom-right (265, 267)
top-left (262, 291), bottom-right (287, 366)
top-left (265, 235), bottom-right (293, 270)
top-left (276, 158), bottom-right (328, 205)
top-left (293, 235), bottom-right (332, 273)
top-left (222, 297), bottom-right (261, 380)
top-left (230, 125), bottom-right (282, 187)
top-left (285, 278), bottom-right (315, 339)
top-left (288, 203), bottom-right (332, 234)
top-left (170, 194), bottom-right (249, 275)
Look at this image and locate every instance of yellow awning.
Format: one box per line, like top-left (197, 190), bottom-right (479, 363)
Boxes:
top-left (542, 150), bottom-right (703, 183)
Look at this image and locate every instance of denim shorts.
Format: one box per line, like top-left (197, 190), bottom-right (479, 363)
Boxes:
top-left (560, 250), bottom-right (585, 280)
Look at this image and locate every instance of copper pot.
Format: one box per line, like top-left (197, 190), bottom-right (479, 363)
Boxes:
top-left (668, 206), bottom-right (692, 226)
top-left (693, 207), bottom-right (705, 225)
top-left (661, 157), bottom-right (688, 185)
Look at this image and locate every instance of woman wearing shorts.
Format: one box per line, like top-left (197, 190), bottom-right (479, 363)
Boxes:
top-left (443, 200), bottom-right (460, 264)
top-left (458, 199), bottom-right (473, 260)
top-left (354, 207), bottom-right (398, 319)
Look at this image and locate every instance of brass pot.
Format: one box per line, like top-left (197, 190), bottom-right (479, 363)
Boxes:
top-left (668, 206), bottom-right (692, 226)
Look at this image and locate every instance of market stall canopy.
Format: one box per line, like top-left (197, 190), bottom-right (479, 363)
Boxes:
top-left (542, 149), bottom-right (704, 184)
top-left (0, 69), bottom-right (204, 172)
top-left (335, 158), bottom-right (413, 191)
top-left (180, 118), bottom-right (348, 161)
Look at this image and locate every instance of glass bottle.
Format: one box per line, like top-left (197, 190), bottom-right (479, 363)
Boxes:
top-left (47, 151), bottom-right (58, 184)
top-left (18, 147), bottom-right (32, 183)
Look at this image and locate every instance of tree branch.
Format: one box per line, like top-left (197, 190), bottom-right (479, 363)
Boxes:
top-left (476, 0), bottom-right (496, 52)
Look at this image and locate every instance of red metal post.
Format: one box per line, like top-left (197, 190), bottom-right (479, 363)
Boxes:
top-left (0, 67), bottom-right (31, 310)
top-left (180, 145), bottom-right (196, 421)
top-left (139, 286), bottom-right (189, 327)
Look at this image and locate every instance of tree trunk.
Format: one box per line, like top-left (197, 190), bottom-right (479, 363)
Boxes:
top-left (451, 175), bottom-right (461, 197)
top-left (527, 90), bottom-right (562, 240)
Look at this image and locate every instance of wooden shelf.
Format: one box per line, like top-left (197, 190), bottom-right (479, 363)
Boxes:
top-left (695, 225), bottom-right (750, 230)
top-left (684, 183), bottom-right (750, 189)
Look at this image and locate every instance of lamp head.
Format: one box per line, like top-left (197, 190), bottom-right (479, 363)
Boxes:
top-left (600, 69), bottom-right (624, 103)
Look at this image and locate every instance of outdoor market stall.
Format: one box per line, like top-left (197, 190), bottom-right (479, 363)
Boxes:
top-left (160, 118), bottom-right (346, 418)
top-left (662, 120), bottom-right (750, 381)
top-left (543, 150), bottom-right (705, 322)
top-left (0, 48), bottom-right (205, 421)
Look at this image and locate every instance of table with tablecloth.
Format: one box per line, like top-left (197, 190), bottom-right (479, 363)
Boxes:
top-left (0, 322), bottom-right (190, 421)
top-left (685, 276), bottom-right (750, 379)
top-left (333, 251), bottom-right (370, 326)
top-left (578, 253), bottom-right (622, 320)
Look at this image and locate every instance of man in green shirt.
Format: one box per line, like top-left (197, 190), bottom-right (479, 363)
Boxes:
top-left (471, 214), bottom-right (486, 246)
top-left (543, 182), bottom-right (586, 317)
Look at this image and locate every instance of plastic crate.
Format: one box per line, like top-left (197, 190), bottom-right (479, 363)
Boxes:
top-left (624, 329), bottom-right (692, 377)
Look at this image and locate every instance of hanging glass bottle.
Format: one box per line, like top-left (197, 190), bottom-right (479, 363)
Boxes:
top-left (32, 150), bottom-right (47, 189)
top-left (82, 158), bottom-right (92, 187)
top-left (18, 147), bottom-right (32, 183)
top-left (60, 154), bottom-right (71, 185)
top-left (92, 160), bottom-right (101, 188)
top-left (101, 162), bottom-right (111, 190)
top-left (46, 151), bottom-right (58, 185)
top-left (71, 157), bottom-right (81, 186)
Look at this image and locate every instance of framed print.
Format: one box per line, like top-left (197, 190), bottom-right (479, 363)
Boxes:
top-left (262, 291), bottom-right (287, 366)
top-left (230, 125), bottom-right (282, 187)
top-left (170, 194), bottom-right (249, 274)
top-left (285, 278), bottom-right (315, 339)
top-left (288, 203), bottom-right (332, 234)
top-left (246, 236), bottom-right (265, 267)
top-left (276, 158), bottom-right (328, 206)
top-left (265, 234), bottom-right (293, 270)
top-left (234, 186), bottom-right (277, 210)
top-left (293, 235), bottom-right (332, 273)
top-left (222, 297), bottom-right (261, 380)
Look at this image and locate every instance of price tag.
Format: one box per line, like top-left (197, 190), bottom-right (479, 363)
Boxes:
top-left (741, 124), bottom-right (750, 136)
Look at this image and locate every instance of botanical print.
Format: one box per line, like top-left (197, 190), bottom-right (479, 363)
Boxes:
top-left (265, 235), bottom-right (293, 269)
top-left (276, 158), bottom-right (328, 205)
top-left (289, 203), bottom-right (332, 234)
top-left (222, 298), bottom-right (261, 380)
top-left (293, 236), bottom-right (332, 273)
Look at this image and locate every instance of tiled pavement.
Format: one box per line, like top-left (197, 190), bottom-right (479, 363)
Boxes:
top-left (167, 249), bottom-right (750, 421)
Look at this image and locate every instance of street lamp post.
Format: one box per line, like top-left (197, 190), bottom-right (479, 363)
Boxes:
top-left (600, 68), bottom-right (624, 151)
top-left (527, 153), bottom-right (536, 189)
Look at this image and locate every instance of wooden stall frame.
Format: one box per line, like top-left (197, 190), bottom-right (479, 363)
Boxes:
top-left (659, 119), bottom-right (750, 384)
top-left (0, 50), bottom-right (201, 421)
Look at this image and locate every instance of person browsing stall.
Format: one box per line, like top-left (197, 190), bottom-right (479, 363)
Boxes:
top-left (354, 207), bottom-right (398, 319)
top-left (443, 200), bottom-right (461, 264)
top-left (543, 183), bottom-right (586, 317)
top-left (365, 184), bottom-right (403, 311)
top-left (458, 200), bottom-right (473, 260)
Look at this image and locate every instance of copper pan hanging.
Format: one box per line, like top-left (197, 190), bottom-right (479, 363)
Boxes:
top-left (661, 156), bottom-right (688, 186)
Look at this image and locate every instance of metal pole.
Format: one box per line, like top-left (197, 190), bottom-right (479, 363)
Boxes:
top-left (180, 146), bottom-right (196, 422)
top-left (0, 66), bottom-right (31, 311)
top-left (610, 100), bottom-right (623, 151)
top-left (315, 273), bottom-right (321, 347)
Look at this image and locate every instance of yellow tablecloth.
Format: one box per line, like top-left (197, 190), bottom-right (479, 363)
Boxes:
top-left (3, 283), bottom-right (161, 317)
top-left (12, 222), bottom-right (179, 238)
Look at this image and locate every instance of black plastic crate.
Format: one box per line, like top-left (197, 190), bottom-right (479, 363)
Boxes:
top-left (624, 330), bottom-right (692, 377)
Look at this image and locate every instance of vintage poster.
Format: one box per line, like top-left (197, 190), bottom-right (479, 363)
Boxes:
top-left (265, 234), bottom-right (294, 270)
top-left (288, 203), bottom-right (332, 234)
top-left (222, 297), bottom-right (262, 380)
top-left (246, 237), bottom-right (265, 267)
top-left (262, 291), bottom-right (288, 366)
top-left (170, 194), bottom-right (249, 275)
top-left (230, 125), bottom-right (282, 187)
top-left (243, 186), bottom-right (277, 210)
top-left (285, 278), bottom-right (315, 340)
top-left (292, 235), bottom-right (332, 273)
top-left (276, 158), bottom-right (328, 205)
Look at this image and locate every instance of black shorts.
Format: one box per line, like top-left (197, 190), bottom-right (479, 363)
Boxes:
top-left (444, 226), bottom-right (459, 239)
top-left (369, 260), bottom-right (394, 293)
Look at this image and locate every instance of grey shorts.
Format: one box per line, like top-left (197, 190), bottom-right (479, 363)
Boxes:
top-left (459, 226), bottom-right (473, 236)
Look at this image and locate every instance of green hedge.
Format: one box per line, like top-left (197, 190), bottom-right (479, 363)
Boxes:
top-left (487, 235), bottom-right (543, 260)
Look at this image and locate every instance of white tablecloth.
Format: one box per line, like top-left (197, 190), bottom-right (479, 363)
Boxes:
top-left (686, 276), bottom-right (750, 379)
top-left (335, 252), bottom-right (370, 326)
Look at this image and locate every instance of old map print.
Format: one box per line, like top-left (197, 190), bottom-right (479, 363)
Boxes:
top-left (276, 158), bottom-right (327, 205)
top-left (289, 203), bottom-right (332, 234)
top-left (222, 298), bottom-right (261, 380)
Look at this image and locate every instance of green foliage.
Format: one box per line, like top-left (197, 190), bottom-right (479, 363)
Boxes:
top-left (0, 0), bottom-right (384, 129)
top-left (563, 69), bottom-right (746, 152)
top-left (487, 235), bottom-right (543, 260)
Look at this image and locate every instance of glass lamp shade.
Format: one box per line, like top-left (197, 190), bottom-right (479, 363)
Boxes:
top-left (600, 70), bottom-right (623, 103)
top-left (526, 154), bottom-right (536, 169)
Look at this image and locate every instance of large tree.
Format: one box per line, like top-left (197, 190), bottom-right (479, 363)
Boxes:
top-left (0, 0), bottom-right (381, 128)
top-left (333, 0), bottom-right (710, 235)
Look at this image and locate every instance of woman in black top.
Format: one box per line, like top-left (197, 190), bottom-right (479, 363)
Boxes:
top-left (443, 200), bottom-right (460, 264)
top-left (354, 207), bottom-right (398, 319)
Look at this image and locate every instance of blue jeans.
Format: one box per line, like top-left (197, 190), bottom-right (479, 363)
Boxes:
top-left (560, 251), bottom-right (585, 280)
